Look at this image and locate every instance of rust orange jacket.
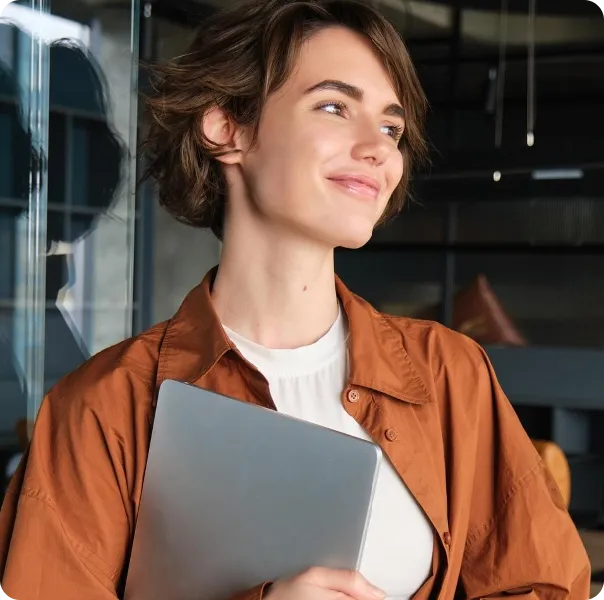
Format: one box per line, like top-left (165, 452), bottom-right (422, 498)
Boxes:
top-left (0, 269), bottom-right (590, 600)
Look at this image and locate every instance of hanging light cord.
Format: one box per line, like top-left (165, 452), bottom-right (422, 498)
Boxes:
top-left (495, 0), bottom-right (509, 148)
top-left (527, 0), bottom-right (537, 146)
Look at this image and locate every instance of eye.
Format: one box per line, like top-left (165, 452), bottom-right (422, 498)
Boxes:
top-left (381, 124), bottom-right (404, 142)
top-left (316, 101), bottom-right (346, 116)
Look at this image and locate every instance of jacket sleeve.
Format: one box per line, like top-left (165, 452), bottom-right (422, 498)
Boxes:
top-left (0, 388), bottom-right (271, 600)
top-left (0, 391), bottom-right (133, 600)
top-left (459, 345), bottom-right (591, 600)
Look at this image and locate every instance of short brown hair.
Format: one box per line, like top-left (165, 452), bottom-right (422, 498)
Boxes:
top-left (142, 0), bottom-right (428, 240)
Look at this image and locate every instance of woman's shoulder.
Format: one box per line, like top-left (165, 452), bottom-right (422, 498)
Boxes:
top-left (344, 288), bottom-right (491, 392)
top-left (46, 319), bottom-right (170, 417)
top-left (376, 311), bottom-right (496, 403)
top-left (379, 310), bottom-right (486, 368)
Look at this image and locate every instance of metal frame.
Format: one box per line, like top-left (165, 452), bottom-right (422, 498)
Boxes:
top-left (132, 0), bottom-right (157, 334)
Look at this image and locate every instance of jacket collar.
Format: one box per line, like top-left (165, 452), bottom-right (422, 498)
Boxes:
top-left (156, 267), bottom-right (431, 405)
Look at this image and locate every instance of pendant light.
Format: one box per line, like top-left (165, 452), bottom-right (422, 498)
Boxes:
top-left (527, 0), bottom-right (537, 147)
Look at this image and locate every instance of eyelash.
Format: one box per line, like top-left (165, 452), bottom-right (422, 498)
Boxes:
top-left (315, 101), bottom-right (404, 142)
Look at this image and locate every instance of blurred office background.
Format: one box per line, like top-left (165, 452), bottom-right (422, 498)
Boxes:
top-left (0, 0), bottom-right (603, 586)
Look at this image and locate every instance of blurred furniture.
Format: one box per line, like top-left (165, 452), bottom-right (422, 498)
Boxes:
top-left (417, 274), bottom-right (527, 346)
top-left (532, 439), bottom-right (571, 508)
top-left (485, 346), bottom-right (604, 526)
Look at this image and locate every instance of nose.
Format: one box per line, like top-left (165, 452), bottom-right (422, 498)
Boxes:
top-left (351, 128), bottom-right (390, 166)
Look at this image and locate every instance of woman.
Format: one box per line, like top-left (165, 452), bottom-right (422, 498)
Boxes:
top-left (0, 1), bottom-right (590, 599)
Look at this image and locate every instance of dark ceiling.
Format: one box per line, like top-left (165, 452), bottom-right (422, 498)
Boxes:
top-left (418, 0), bottom-right (603, 17)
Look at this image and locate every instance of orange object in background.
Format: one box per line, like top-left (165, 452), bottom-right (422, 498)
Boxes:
top-left (532, 440), bottom-right (572, 508)
top-left (418, 274), bottom-right (528, 346)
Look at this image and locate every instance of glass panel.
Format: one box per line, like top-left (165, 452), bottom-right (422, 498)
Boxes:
top-left (0, 210), bottom-right (17, 300)
top-left (0, 0), bottom-right (139, 487)
top-left (47, 112), bottom-right (66, 206)
top-left (0, 2), bottom-right (51, 454)
top-left (43, 1), bottom-right (140, 373)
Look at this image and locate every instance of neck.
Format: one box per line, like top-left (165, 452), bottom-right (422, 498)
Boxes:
top-left (211, 225), bottom-right (339, 349)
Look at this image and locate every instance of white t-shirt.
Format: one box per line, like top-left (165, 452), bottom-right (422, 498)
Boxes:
top-left (223, 308), bottom-right (434, 599)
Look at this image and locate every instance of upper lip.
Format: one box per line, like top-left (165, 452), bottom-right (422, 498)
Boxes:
top-left (327, 173), bottom-right (382, 193)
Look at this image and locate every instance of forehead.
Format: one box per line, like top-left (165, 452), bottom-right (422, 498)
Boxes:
top-left (286, 26), bottom-right (400, 103)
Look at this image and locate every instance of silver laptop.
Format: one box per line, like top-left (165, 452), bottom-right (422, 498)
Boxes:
top-left (124, 379), bottom-right (382, 600)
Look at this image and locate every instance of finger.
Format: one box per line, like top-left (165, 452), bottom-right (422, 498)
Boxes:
top-left (297, 567), bottom-right (386, 600)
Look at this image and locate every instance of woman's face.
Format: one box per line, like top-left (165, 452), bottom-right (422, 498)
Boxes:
top-left (235, 26), bottom-right (406, 250)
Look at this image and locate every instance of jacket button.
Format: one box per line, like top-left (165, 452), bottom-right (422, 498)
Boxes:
top-left (347, 389), bottom-right (360, 403)
top-left (443, 531), bottom-right (452, 546)
top-left (385, 428), bottom-right (398, 442)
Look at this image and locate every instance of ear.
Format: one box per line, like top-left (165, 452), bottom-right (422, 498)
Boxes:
top-left (201, 105), bottom-right (247, 165)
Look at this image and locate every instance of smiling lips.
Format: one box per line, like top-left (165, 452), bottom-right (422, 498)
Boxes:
top-left (328, 174), bottom-right (382, 200)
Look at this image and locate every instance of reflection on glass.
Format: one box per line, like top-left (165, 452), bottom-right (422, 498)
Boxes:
top-left (0, 16), bottom-right (48, 468)
top-left (0, 1), bottom-right (139, 493)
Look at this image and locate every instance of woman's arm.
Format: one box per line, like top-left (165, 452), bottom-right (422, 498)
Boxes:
top-left (0, 389), bottom-right (134, 600)
top-left (459, 347), bottom-right (591, 600)
top-left (0, 385), bottom-right (276, 600)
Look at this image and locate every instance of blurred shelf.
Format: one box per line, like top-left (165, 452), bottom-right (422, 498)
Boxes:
top-left (485, 345), bottom-right (604, 410)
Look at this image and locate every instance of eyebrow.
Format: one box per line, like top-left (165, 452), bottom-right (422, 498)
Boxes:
top-left (303, 79), bottom-right (405, 121)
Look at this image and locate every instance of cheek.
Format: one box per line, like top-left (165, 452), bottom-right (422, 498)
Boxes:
top-left (256, 119), bottom-right (340, 185)
top-left (387, 151), bottom-right (405, 190)
top-left (301, 124), bottom-right (344, 165)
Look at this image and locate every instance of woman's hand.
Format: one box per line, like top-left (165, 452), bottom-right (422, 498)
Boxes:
top-left (264, 567), bottom-right (386, 600)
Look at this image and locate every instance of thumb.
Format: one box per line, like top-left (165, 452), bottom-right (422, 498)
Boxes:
top-left (301, 567), bottom-right (386, 600)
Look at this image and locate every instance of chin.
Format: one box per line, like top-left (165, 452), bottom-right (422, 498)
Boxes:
top-left (339, 237), bottom-right (372, 250)
top-left (299, 214), bottom-right (377, 250)
top-left (328, 223), bottom-right (375, 250)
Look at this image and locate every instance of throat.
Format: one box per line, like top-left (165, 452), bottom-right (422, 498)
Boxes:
top-left (228, 303), bottom-right (340, 349)
top-left (210, 250), bottom-right (339, 349)
top-left (214, 289), bottom-right (340, 350)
